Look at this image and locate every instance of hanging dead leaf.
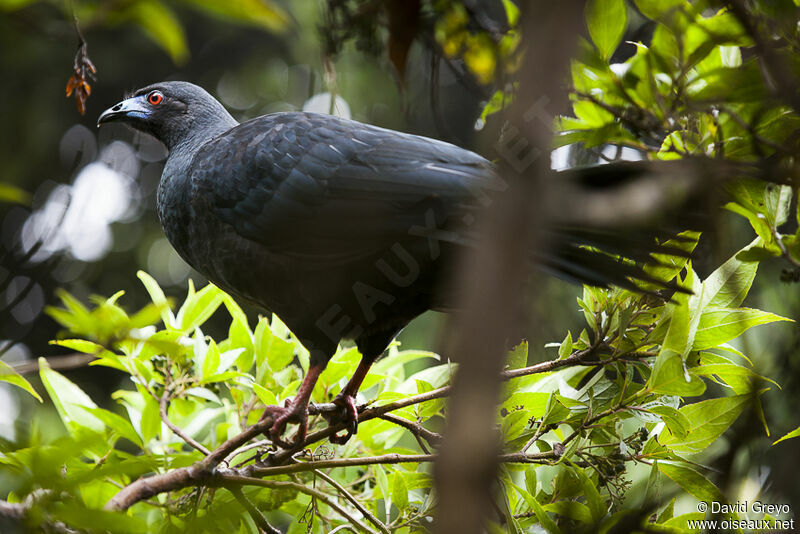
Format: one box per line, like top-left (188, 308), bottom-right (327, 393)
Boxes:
top-left (65, 21), bottom-right (97, 115)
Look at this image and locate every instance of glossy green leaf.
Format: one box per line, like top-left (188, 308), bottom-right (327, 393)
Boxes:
top-left (138, 270), bottom-right (173, 326)
top-left (702, 240), bottom-right (760, 309)
top-left (0, 360), bottom-right (42, 401)
top-left (649, 353), bottom-right (706, 396)
top-left (657, 461), bottom-right (725, 503)
top-left (585, 0), bottom-right (628, 60)
top-left (649, 405), bottom-right (690, 438)
top-left (692, 307), bottom-right (792, 350)
top-left (658, 394), bottom-right (752, 454)
top-left (179, 283), bottom-right (224, 332)
top-left (39, 359), bottom-right (104, 435)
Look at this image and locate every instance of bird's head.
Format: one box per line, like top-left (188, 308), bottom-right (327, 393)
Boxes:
top-left (97, 81), bottom-right (237, 150)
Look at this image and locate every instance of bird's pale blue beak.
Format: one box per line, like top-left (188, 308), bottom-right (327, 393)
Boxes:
top-left (97, 95), bottom-right (150, 127)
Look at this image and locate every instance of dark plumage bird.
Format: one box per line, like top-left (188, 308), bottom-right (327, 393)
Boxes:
top-left (98, 81), bottom-right (685, 447)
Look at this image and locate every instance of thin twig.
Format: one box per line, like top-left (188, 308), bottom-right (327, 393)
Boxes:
top-left (769, 224), bottom-right (800, 268)
top-left (228, 486), bottom-right (281, 534)
top-left (378, 413), bottom-right (441, 453)
top-left (160, 390), bottom-right (211, 456)
top-left (217, 472), bottom-right (377, 534)
top-left (301, 462), bottom-right (390, 534)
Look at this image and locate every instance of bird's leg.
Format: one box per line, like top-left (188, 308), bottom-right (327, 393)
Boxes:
top-left (327, 356), bottom-right (374, 445)
top-left (260, 363), bottom-right (324, 449)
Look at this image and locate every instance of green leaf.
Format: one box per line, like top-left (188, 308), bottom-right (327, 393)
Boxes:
top-left (138, 270), bottom-right (173, 326)
top-left (585, 0), bottom-right (628, 60)
top-left (529, 494), bottom-right (564, 534)
top-left (39, 359), bottom-right (104, 435)
top-left (177, 0), bottom-right (289, 32)
top-left (773, 425), bottom-right (800, 445)
top-left (649, 405), bottom-right (690, 438)
top-left (179, 283), bottom-right (224, 332)
top-left (506, 341), bottom-right (528, 370)
top-left (658, 394), bottom-right (752, 454)
top-left (201, 339), bottom-right (221, 379)
top-left (255, 318), bottom-right (294, 372)
top-left (499, 481), bottom-right (523, 534)
top-left (375, 465), bottom-right (390, 509)
top-left (692, 307), bottom-right (792, 350)
top-left (633, 0), bottom-right (686, 22)
top-left (252, 383), bottom-right (278, 407)
top-left (574, 465), bottom-right (606, 522)
top-left (544, 500), bottom-right (593, 523)
top-left (643, 231), bottom-right (701, 287)
top-left (649, 353), bottom-right (706, 396)
top-left (50, 339), bottom-right (104, 354)
top-left (126, 0), bottom-right (189, 64)
top-left (657, 461), bottom-right (725, 503)
top-left (140, 395), bottom-right (162, 443)
top-left (702, 240), bottom-right (760, 309)
top-left (79, 406), bottom-right (143, 447)
top-left (0, 360), bottom-right (42, 401)
top-left (392, 471), bottom-right (409, 511)
top-left (558, 331), bottom-right (573, 359)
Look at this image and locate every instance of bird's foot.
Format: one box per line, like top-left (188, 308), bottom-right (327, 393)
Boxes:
top-left (325, 393), bottom-right (359, 445)
top-left (260, 399), bottom-right (309, 449)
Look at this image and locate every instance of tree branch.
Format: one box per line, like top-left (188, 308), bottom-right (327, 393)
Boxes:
top-left (106, 345), bottom-right (605, 513)
top-left (160, 390), bottom-right (211, 456)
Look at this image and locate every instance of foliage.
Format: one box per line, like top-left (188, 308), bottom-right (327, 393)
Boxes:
top-left (0, 238), bottom-right (792, 534)
top-left (0, 0), bottom-right (289, 65)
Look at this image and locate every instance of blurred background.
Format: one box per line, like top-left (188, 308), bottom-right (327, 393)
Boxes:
top-left (1, 0), bottom-right (799, 515)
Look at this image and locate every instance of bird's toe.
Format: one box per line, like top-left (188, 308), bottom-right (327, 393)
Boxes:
top-left (260, 402), bottom-right (308, 449)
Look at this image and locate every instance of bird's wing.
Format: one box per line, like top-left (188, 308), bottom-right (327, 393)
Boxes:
top-left (189, 112), bottom-right (497, 264)
top-left (189, 111), bottom-right (688, 291)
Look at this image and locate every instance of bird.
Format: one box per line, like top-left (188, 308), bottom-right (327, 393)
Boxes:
top-left (97, 81), bottom-right (691, 448)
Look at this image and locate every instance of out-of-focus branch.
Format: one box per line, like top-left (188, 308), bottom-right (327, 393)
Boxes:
top-left (432, 3), bottom-right (584, 533)
top-left (11, 353), bottom-right (94, 375)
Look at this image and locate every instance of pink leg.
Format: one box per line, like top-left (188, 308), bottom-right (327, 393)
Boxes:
top-left (260, 363), bottom-right (324, 449)
top-left (327, 357), bottom-right (374, 444)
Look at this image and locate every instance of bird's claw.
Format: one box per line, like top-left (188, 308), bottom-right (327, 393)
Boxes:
top-left (260, 401), bottom-right (308, 449)
top-left (326, 393), bottom-right (359, 445)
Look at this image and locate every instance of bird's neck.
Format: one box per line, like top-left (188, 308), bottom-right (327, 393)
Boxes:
top-left (164, 100), bottom-right (239, 155)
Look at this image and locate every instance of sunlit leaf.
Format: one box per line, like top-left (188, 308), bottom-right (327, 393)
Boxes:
top-left (39, 359), bottom-right (104, 435)
top-left (0, 360), bottom-right (42, 401)
top-left (585, 0), bottom-right (627, 60)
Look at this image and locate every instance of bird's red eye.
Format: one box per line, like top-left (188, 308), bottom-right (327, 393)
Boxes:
top-left (148, 91), bottom-right (164, 105)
